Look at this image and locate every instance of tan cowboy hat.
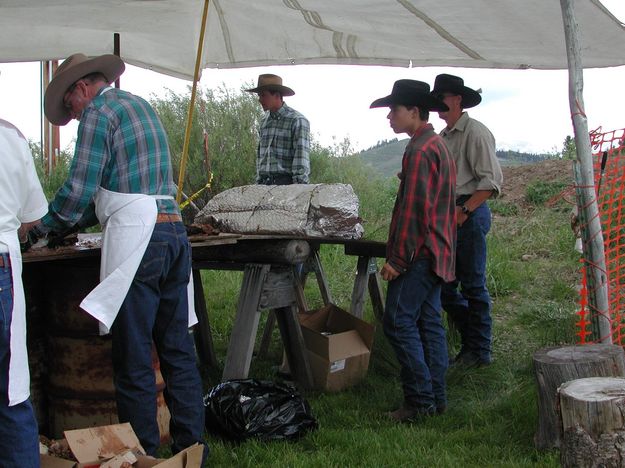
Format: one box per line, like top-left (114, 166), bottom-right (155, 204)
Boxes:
top-left (44, 53), bottom-right (125, 125)
top-left (245, 74), bottom-right (295, 96)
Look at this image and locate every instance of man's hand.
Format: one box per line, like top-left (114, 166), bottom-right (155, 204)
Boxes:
top-left (46, 225), bottom-right (80, 249)
top-left (20, 228), bottom-right (40, 253)
top-left (380, 262), bottom-right (400, 281)
top-left (456, 206), bottom-right (469, 226)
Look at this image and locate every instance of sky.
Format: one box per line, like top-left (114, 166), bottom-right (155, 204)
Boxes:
top-left (1, 2), bottom-right (624, 156)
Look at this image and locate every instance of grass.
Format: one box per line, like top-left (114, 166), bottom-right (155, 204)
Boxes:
top-left (194, 202), bottom-right (580, 467)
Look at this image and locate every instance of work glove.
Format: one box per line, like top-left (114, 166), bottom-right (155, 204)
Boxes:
top-left (20, 228), bottom-right (41, 253)
top-left (46, 225), bottom-right (80, 249)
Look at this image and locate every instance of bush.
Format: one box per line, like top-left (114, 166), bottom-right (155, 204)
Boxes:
top-left (29, 142), bottom-right (72, 200)
top-left (309, 140), bottom-right (396, 241)
top-left (525, 180), bottom-right (568, 206)
top-left (489, 199), bottom-right (519, 217)
top-left (150, 85), bottom-right (261, 219)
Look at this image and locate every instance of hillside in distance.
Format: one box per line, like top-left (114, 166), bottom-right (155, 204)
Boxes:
top-left (359, 138), bottom-right (556, 178)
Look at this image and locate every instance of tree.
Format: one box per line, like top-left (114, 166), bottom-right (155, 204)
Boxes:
top-left (150, 84), bottom-right (262, 215)
top-left (562, 135), bottom-right (576, 160)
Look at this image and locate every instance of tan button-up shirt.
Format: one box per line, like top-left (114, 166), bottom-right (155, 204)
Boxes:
top-left (440, 112), bottom-right (503, 197)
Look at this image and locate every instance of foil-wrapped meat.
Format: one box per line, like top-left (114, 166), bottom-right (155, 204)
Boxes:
top-left (195, 184), bottom-right (364, 239)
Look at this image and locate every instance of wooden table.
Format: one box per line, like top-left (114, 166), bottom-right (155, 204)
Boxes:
top-left (22, 234), bottom-right (387, 390)
top-left (191, 236), bottom-right (314, 388)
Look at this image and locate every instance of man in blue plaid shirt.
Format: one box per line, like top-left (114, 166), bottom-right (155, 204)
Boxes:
top-left (246, 74), bottom-right (310, 185)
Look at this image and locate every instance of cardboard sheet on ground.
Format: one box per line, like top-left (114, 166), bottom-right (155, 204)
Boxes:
top-left (40, 423), bottom-right (203, 468)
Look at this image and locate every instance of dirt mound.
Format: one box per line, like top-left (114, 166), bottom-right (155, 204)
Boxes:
top-left (499, 159), bottom-right (573, 205)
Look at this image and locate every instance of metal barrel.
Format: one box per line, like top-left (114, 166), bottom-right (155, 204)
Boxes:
top-left (40, 259), bottom-right (171, 443)
top-left (24, 263), bottom-right (48, 431)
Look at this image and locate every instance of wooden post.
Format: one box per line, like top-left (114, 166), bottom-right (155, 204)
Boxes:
top-left (533, 344), bottom-right (625, 450)
top-left (42, 60), bottom-right (59, 175)
top-left (559, 377), bottom-right (625, 467)
top-left (560, 0), bottom-right (610, 342)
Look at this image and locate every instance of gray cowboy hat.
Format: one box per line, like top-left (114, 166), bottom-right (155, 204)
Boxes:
top-left (431, 73), bottom-right (482, 109)
top-left (44, 53), bottom-right (125, 125)
top-left (370, 79), bottom-right (448, 112)
top-left (245, 74), bottom-right (295, 96)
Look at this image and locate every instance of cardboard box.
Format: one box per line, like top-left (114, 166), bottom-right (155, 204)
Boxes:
top-left (40, 423), bottom-right (203, 468)
top-left (299, 304), bottom-right (375, 392)
top-left (40, 454), bottom-right (76, 468)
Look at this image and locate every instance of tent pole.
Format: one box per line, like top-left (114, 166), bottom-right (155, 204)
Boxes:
top-left (42, 60), bottom-right (59, 175)
top-left (176, 0), bottom-right (210, 204)
top-left (560, 0), bottom-right (611, 343)
top-left (114, 33), bottom-right (121, 88)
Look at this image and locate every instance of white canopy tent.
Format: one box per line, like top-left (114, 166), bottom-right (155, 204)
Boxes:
top-left (1, 0), bottom-right (622, 340)
top-left (1, 0), bottom-right (624, 79)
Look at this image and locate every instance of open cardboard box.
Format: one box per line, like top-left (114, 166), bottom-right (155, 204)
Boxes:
top-left (40, 423), bottom-right (203, 468)
top-left (299, 304), bottom-right (375, 392)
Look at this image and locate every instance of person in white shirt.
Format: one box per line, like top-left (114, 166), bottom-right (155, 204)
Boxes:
top-left (0, 117), bottom-right (48, 468)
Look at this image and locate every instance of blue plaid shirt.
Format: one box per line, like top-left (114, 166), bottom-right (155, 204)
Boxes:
top-left (42, 87), bottom-right (178, 232)
top-left (256, 103), bottom-right (310, 184)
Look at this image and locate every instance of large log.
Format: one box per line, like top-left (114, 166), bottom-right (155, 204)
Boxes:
top-left (533, 344), bottom-right (625, 450)
top-left (559, 377), bottom-right (625, 467)
top-left (192, 239), bottom-right (310, 264)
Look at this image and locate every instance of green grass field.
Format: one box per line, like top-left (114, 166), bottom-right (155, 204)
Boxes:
top-left (196, 194), bottom-right (579, 467)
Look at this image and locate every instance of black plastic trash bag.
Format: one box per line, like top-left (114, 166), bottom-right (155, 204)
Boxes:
top-left (204, 379), bottom-right (318, 441)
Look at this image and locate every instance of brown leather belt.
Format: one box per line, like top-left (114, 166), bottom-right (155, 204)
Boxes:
top-left (156, 213), bottom-right (182, 223)
top-left (0, 254), bottom-right (7, 268)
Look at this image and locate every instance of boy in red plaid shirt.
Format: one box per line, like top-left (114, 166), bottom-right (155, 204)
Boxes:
top-left (370, 79), bottom-right (456, 421)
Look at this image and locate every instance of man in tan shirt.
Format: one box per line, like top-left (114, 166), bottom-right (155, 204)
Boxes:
top-left (432, 73), bottom-right (503, 368)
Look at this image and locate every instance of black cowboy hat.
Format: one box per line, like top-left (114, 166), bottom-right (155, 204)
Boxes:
top-left (431, 73), bottom-right (482, 109)
top-left (370, 79), bottom-right (448, 112)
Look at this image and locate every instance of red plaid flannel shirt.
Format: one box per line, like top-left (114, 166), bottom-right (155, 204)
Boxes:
top-left (386, 123), bottom-right (457, 282)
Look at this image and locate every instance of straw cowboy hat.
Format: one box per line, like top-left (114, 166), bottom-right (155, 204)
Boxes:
top-left (431, 73), bottom-right (482, 109)
top-left (245, 74), bottom-right (295, 96)
top-left (370, 79), bottom-right (448, 112)
top-left (44, 53), bottom-right (125, 125)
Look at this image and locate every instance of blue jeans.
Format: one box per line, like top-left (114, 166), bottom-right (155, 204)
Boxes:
top-left (442, 202), bottom-right (493, 361)
top-left (383, 258), bottom-right (448, 410)
top-left (0, 252), bottom-right (39, 468)
top-left (111, 222), bottom-right (208, 461)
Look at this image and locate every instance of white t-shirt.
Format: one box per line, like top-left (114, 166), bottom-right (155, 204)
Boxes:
top-left (0, 118), bottom-right (47, 405)
top-left (0, 119), bottom-right (48, 235)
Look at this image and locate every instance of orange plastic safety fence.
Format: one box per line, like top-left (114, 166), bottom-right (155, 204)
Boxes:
top-left (576, 127), bottom-right (625, 344)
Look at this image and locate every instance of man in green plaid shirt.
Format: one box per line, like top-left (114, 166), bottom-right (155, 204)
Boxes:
top-left (28, 53), bottom-right (208, 464)
top-left (246, 74), bottom-right (310, 185)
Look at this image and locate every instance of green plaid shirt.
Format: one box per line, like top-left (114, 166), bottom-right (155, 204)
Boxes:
top-left (256, 103), bottom-right (310, 184)
top-left (42, 88), bottom-right (178, 232)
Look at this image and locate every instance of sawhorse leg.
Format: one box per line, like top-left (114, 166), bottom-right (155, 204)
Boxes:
top-left (350, 256), bottom-right (385, 320)
top-left (223, 264), bottom-right (314, 389)
top-left (257, 264), bottom-right (310, 357)
top-left (274, 304), bottom-right (314, 389)
top-left (303, 247), bottom-right (333, 306)
top-left (192, 268), bottom-right (218, 368)
top-left (222, 264), bottom-right (270, 380)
